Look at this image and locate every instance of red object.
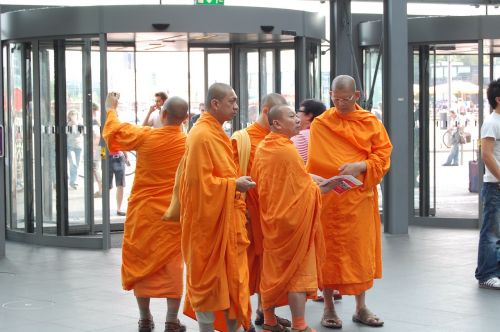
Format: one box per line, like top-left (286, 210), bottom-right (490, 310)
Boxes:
top-left (13, 88), bottom-right (23, 112)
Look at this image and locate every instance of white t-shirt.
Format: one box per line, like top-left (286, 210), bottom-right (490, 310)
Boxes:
top-left (480, 111), bottom-right (500, 182)
top-left (145, 109), bottom-right (163, 128)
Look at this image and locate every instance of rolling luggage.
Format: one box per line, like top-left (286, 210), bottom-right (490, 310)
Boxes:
top-left (469, 140), bottom-right (479, 193)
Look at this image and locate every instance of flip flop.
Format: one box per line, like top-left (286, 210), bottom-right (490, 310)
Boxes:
top-left (321, 311), bottom-right (342, 329)
top-left (291, 327), bottom-right (316, 332)
top-left (256, 310), bottom-right (291, 328)
top-left (352, 307), bottom-right (384, 327)
top-left (262, 323), bottom-right (290, 332)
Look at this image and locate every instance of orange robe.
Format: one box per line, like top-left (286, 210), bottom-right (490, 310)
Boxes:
top-left (179, 112), bottom-right (251, 330)
top-left (103, 110), bottom-right (186, 298)
top-left (251, 132), bottom-right (325, 309)
top-left (231, 122), bottom-right (269, 295)
top-left (306, 105), bottom-right (392, 295)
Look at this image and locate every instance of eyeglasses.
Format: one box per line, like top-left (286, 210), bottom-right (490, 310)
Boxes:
top-left (332, 94), bottom-right (355, 103)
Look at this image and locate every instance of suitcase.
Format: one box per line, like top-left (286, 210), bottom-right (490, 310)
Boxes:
top-left (469, 140), bottom-right (479, 193)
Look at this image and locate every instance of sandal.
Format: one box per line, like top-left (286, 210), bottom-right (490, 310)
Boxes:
top-left (291, 327), bottom-right (316, 332)
top-left (164, 320), bottom-right (186, 332)
top-left (255, 310), bottom-right (291, 328)
top-left (138, 315), bottom-right (155, 332)
top-left (352, 307), bottom-right (384, 327)
top-left (321, 310), bottom-right (342, 329)
top-left (246, 323), bottom-right (256, 332)
top-left (262, 323), bottom-right (290, 332)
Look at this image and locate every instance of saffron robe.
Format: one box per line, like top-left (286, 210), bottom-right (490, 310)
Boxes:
top-left (251, 132), bottom-right (325, 309)
top-left (231, 122), bottom-right (269, 295)
top-left (103, 110), bottom-right (186, 298)
top-left (179, 112), bottom-right (251, 330)
top-left (306, 105), bottom-right (392, 295)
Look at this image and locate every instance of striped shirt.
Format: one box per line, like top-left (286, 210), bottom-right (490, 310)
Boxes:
top-left (291, 129), bottom-right (310, 164)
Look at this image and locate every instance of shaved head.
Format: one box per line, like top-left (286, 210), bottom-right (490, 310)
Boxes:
top-left (261, 93), bottom-right (287, 110)
top-left (331, 75), bottom-right (356, 92)
top-left (162, 96), bottom-right (188, 125)
top-left (206, 83), bottom-right (233, 110)
top-left (268, 104), bottom-right (300, 138)
top-left (268, 104), bottom-right (292, 127)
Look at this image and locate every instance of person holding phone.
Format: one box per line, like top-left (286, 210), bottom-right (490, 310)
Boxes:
top-left (143, 91), bottom-right (168, 128)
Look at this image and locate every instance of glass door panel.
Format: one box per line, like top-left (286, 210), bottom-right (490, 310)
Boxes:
top-left (91, 47), bottom-right (103, 228)
top-left (207, 51), bottom-right (230, 86)
top-left (414, 43), bottom-right (480, 220)
top-left (8, 43), bottom-right (26, 231)
top-left (188, 48), bottom-right (205, 129)
top-left (260, 49), bottom-right (275, 97)
top-left (206, 49), bottom-right (231, 135)
top-left (280, 49), bottom-right (295, 109)
top-left (239, 49), bottom-right (259, 128)
top-left (65, 45), bottom-right (91, 231)
top-left (39, 42), bottom-right (58, 234)
top-left (107, 49), bottom-right (136, 222)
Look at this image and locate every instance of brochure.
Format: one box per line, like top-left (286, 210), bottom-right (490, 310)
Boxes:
top-left (319, 175), bottom-right (363, 194)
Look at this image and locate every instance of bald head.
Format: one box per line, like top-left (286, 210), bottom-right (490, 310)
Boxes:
top-left (206, 83), bottom-right (233, 111)
top-left (331, 75), bottom-right (356, 92)
top-left (268, 104), bottom-right (292, 127)
top-left (268, 104), bottom-right (300, 138)
top-left (162, 96), bottom-right (188, 125)
top-left (261, 93), bottom-right (287, 111)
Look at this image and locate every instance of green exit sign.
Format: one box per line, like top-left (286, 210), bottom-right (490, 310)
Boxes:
top-left (195, 0), bottom-right (224, 5)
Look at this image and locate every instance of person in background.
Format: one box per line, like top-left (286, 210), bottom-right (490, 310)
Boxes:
top-left (143, 91), bottom-right (168, 128)
top-left (292, 99), bottom-right (326, 164)
top-left (189, 102), bottom-right (206, 127)
top-left (67, 109), bottom-right (83, 190)
top-left (475, 78), bottom-right (500, 290)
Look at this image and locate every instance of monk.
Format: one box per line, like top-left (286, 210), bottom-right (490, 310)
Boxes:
top-left (179, 83), bottom-right (255, 332)
top-left (103, 94), bottom-right (189, 332)
top-left (307, 75), bottom-right (392, 328)
top-left (251, 104), bottom-right (325, 332)
top-left (231, 93), bottom-right (291, 331)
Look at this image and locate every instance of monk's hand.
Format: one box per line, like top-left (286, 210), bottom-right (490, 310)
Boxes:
top-left (106, 92), bottom-right (119, 110)
top-left (310, 173), bottom-right (326, 185)
top-left (338, 161), bottom-right (367, 177)
top-left (236, 176), bottom-right (256, 193)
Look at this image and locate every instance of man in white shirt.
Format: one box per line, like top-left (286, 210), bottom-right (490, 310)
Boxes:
top-left (475, 78), bottom-right (500, 290)
top-left (143, 91), bottom-right (168, 128)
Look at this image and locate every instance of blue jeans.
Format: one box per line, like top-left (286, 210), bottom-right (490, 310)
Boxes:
top-left (444, 143), bottom-right (459, 165)
top-left (475, 182), bottom-right (500, 282)
top-left (67, 146), bottom-right (82, 186)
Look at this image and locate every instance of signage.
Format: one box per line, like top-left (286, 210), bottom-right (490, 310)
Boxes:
top-left (195, 0), bottom-right (224, 5)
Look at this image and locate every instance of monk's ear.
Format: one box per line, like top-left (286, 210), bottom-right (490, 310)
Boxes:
top-left (262, 106), bottom-right (269, 115)
top-left (210, 98), bottom-right (218, 110)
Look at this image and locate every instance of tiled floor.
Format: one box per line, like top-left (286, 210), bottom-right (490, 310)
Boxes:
top-left (0, 226), bottom-right (498, 332)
